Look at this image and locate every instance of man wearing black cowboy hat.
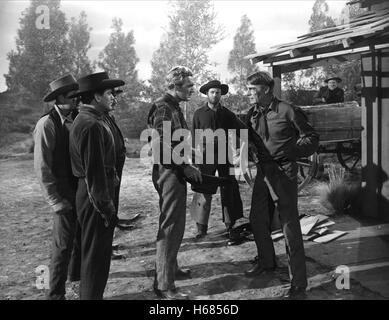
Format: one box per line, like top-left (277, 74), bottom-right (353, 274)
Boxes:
top-left (34, 74), bottom-right (81, 299)
top-left (190, 80), bottom-right (244, 245)
top-left (314, 75), bottom-right (344, 104)
top-left (69, 71), bottom-right (124, 299)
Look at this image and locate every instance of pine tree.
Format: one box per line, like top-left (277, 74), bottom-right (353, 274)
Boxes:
top-left (5, 0), bottom-right (72, 101)
top-left (308, 0), bottom-right (336, 32)
top-left (228, 15), bottom-right (257, 93)
top-left (68, 11), bottom-right (93, 79)
top-left (98, 18), bottom-right (142, 103)
top-left (149, 0), bottom-right (224, 97)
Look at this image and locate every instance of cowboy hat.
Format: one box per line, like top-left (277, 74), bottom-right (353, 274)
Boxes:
top-left (199, 80), bottom-right (229, 95)
top-left (186, 173), bottom-right (232, 195)
top-left (43, 74), bottom-right (79, 102)
top-left (69, 72), bottom-right (125, 98)
top-left (324, 76), bottom-right (342, 83)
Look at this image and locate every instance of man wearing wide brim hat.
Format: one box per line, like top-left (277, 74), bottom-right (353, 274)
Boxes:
top-left (69, 71), bottom-right (125, 300)
top-left (34, 74), bottom-right (81, 299)
top-left (190, 79), bottom-right (244, 245)
top-left (314, 75), bottom-right (344, 104)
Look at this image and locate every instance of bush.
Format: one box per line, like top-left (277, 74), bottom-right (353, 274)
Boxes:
top-left (318, 164), bottom-right (361, 215)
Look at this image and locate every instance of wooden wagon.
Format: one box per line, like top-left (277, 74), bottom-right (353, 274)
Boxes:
top-left (237, 101), bottom-right (362, 192)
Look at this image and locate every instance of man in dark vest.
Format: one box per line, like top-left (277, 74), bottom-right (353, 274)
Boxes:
top-left (34, 74), bottom-right (81, 300)
top-left (69, 72), bottom-right (124, 300)
top-left (190, 80), bottom-right (244, 244)
top-left (244, 71), bottom-right (319, 299)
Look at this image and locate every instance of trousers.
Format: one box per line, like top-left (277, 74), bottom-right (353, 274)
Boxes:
top-left (152, 164), bottom-right (187, 291)
top-left (190, 164), bottom-right (243, 227)
top-left (250, 161), bottom-right (307, 288)
top-left (76, 179), bottom-right (116, 300)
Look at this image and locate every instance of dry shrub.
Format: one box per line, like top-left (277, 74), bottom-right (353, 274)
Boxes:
top-left (318, 164), bottom-right (362, 215)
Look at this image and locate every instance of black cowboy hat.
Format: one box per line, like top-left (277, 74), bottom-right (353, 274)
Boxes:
top-left (43, 74), bottom-right (79, 102)
top-left (186, 173), bottom-right (232, 195)
top-left (69, 72), bottom-right (125, 98)
top-left (324, 76), bottom-right (342, 83)
top-left (199, 80), bottom-right (229, 96)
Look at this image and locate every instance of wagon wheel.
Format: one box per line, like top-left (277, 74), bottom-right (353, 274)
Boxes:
top-left (336, 141), bottom-right (361, 171)
top-left (296, 153), bottom-right (319, 192)
top-left (238, 142), bottom-right (318, 192)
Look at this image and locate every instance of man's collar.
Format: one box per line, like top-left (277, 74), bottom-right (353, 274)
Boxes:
top-left (205, 101), bottom-right (222, 111)
top-left (54, 104), bottom-right (73, 125)
top-left (164, 93), bottom-right (180, 108)
top-left (79, 104), bottom-right (105, 118)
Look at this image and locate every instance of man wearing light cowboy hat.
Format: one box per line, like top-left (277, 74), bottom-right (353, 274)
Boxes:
top-left (314, 75), bottom-right (344, 104)
top-left (68, 71), bottom-right (124, 299)
top-left (34, 74), bottom-right (81, 299)
top-left (190, 80), bottom-right (244, 245)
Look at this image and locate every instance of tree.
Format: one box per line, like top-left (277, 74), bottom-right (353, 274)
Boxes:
top-left (308, 0), bottom-right (336, 32)
top-left (68, 11), bottom-right (93, 78)
top-left (149, 0), bottom-right (224, 97)
top-left (98, 18), bottom-right (142, 104)
top-left (5, 0), bottom-right (72, 101)
top-left (228, 15), bottom-right (257, 93)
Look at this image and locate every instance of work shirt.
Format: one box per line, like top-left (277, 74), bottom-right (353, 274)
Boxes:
top-left (192, 102), bottom-right (243, 165)
top-left (69, 105), bottom-right (117, 216)
top-left (247, 97), bottom-right (319, 163)
top-left (33, 105), bottom-right (76, 212)
top-left (148, 93), bottom-right (190, 170)
top-left (314, 86), bottom-right (344, 104)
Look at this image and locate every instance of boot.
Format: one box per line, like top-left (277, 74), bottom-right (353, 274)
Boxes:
top-left (195, 223), bottom-right (207, 239)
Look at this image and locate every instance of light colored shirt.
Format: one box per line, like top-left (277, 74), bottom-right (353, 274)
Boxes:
top-left (33, 105), bottom-right (73, 212)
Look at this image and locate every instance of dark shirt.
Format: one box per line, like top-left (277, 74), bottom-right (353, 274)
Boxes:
top-left (192, 102), bottom-right (242, 165)
top-left (247, 97), bottom-right (319, 163)
top-left (69, 105), bottom-right (117, 215)
top-left (148, 93), bottom-right (190, 169)
top-left (314, 86), bottom-right (344, 104)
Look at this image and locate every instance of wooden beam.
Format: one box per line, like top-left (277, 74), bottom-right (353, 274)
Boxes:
top-left (342, 38), bottom-right (354, 48)
top-left (268, 66), bottom-right (282, 99)
top-left (289, 49), bottom-right (303, 58)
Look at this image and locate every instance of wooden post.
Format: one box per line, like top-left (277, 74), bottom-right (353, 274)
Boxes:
top-left (361, 48), bottom-right (389, 220)
top-left (268, 65), bottom-right (282, 99)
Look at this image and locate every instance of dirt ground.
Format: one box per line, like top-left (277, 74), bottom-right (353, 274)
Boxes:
top-left (0, 156), bottom-right (384, 300)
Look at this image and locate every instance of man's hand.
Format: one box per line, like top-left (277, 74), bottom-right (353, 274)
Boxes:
top-left (183, 165), bottom-right (203, 184)
top-left (100, 201), bottom-right (118, 228)
top-left (53, 199), bottom-right (73, 214)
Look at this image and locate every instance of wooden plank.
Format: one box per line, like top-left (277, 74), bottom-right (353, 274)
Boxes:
top-left (313, 230), bottom-right (348, 243)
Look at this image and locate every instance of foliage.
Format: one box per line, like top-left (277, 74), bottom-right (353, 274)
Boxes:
top-left (308, 0), bottom-right (336, 32)
top-left (5, 0), bottom-right (72, 101)
top-left (149, 0), bottom-right (224, 99)
top-left (68, 11), bottom-right (94, 78)
top-left (98, 18), bottom-right (143, 103)
top-left (227, 15), bottom-right (257, 92)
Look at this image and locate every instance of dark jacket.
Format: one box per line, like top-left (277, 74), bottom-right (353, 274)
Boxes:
top-left (69, 105), bottom-right (117, 216)
top-left (314, 86), bottom-right (344, 104)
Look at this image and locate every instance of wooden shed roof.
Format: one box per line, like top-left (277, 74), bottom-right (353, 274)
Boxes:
top-left (246, 5), bottom-right (389, 72)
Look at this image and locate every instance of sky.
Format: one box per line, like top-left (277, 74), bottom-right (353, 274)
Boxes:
top-left (0, 0), bottom-right (347, 92)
